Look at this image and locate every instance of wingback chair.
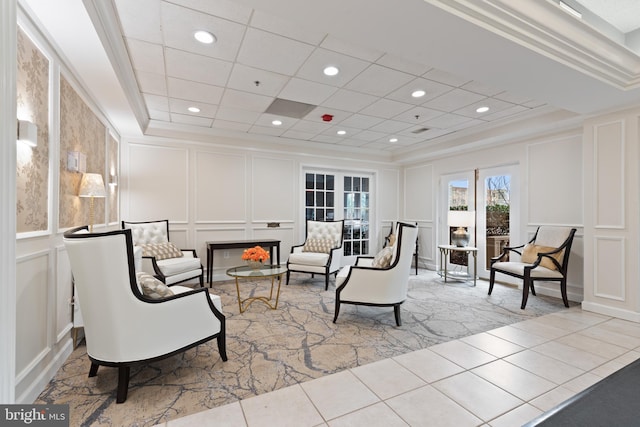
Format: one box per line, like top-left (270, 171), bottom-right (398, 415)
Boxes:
top-left (63, 226), bottom-right (227, 403)
top-left (287, 219), bottom-right (344, 290)
top-left (489, 226), bottom-right (577, 309)
top-left (333, 222), bottom-right (418, 326)
top-left (122, 219), bottom-right (204, 287)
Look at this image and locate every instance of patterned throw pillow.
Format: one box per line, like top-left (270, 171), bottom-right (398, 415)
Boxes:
top-left (521, 244), bottom-right (564, 270)
top-left (136, 272), bottom-right (174, 299)
top-left (302, 238), bottom-right (334, 254)
top-left (140, 242), bottom-right (184, 260)
top-left (372, 246), bottom-right (394, 268)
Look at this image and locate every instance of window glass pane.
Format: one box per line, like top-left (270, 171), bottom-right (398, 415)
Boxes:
top-left (316, 191), bottom-right (325, 207)
top-left (362, 178), bottom-right (369, 192)
top-left (362, 240), bottom-right (368, 254)
top-left (361, 193), bottom-right (369, 208)
top-left (354, 177), bottom-right (361, 191)
top-left (306, 173), bottom-right (314, 189)
top-left (344, 176), bottom-right (351, 191)
top-left (353, 241), bottom-right (361, 255)
top-left (305, 191), bottom-right (314, 206)
top-left (316, 208), bottom-right (325, 221)
top-left (326, 209), bottom-right (334, 220)
top-left (354, 193), bottom-right (361, 207)
top-left (306, 208), bottom-right (314, 220)
top-left (362, 208), bottom-right (369, 222)
top-left (326, 192), bottom-right (334, 207)
top-left (362, 224), bottom-right (369, 239)
top-left (326, 175), bottom-right (334, 190)
top-left (316, 174), bottom-right (325, 190)
top-left (344, 242), bottom-right (352, 256)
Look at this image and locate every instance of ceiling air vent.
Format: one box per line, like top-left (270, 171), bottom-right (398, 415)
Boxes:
top-left (411, 127), bottom-right (430, 134)
top-left (264, 98), bottom-right (317, 119)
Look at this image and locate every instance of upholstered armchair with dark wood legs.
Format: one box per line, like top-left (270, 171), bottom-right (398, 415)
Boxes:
top-left (122, 219), bottom-right (204, 287)
top-left (286, 219), bottom-right (344, 290)
top-left (63, 226), bottom-right (227, 403)
top-left (489, 226), bottom-right (577, 309)
top-left (333, 222), bottom-right (418, 326)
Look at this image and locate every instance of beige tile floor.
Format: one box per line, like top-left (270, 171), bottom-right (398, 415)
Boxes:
top-left (156, 308), bottom-right (640, 427)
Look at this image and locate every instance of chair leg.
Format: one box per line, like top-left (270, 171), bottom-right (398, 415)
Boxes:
top-left (530, 282), bottom-right (536, 296)
top-left (116, 366), bottom-right (130, 403)
top-left (394, 304), bottom-right (402, 327)
top-left (488, 269), bottom-right (496, 295)
top-left (325, 274), bottom-right (329, 291)
top-left (333, 300), bottom-right (340, 323)
top-left (286, 270), bottom-right (290, 285)
top-left (521, 278), bottom-right (530, 310)
top-left (88, 363), bottom-right (99, 377)
top-left (561, 280), bottom-right (569, 307)
top-left (217, 332), bottom-right (228, 361)
top-left (199, 272), bottom-right (204, 288)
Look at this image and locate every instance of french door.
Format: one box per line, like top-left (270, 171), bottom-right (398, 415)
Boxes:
top-left (440, 172), bottom-right (476, 275)
top-left (304, 170), bottom-right (373, 265)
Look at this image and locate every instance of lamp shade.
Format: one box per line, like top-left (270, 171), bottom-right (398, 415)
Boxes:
top-left (447, 210), bottom-right (475, 227)
top-left (78, 173), bottom-right (106, 198)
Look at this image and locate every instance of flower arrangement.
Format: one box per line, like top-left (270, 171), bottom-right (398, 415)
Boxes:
top-left (241, 246), bottom-right (270, 263)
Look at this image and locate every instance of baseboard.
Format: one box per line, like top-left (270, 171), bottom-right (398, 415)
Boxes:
top-left (581, 301), bottom-right (640, 323)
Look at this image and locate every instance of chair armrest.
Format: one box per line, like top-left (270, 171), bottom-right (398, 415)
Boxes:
top-left (290, 244), bottom-right (304, 254)
top-left (180, 249), bottom-right (198, 258)
top-left (491, 243), bottom-right (526, 264)
top-left (355, 256), bottom-right (374, 267)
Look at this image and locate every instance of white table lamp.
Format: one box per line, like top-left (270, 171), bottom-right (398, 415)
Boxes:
top-left (448, 210), bottom-right (475, 247)
top-left (79, 173), bottom-right (106, 232)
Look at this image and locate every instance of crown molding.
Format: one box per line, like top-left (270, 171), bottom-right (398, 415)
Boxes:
top-left (427, 0), bottom-right (640, 90)
top-left (82, 0), bottom-right (148, 133)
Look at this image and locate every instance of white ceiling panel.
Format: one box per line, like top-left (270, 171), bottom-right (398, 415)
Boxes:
top-left (454, 97), bottom-right (514, 119)
top-left (278, 78), bottom-right (338, 105)
top-left (212, 119), bottom-right (251, 132)
top-left (393, 106), bottom-right (444, 124)
top-left (385, 77), bottom-right (453, 105)
top-left (215, 106), bottom-right (261, 123)
top-left (236, 28), bottom-right (315, 75)
top-left (461, 80), bottom-right (503, 97)
top-left (165, 48), bottom-right (233, 86)
top-left (249, 125), bottom-right (286, 136)
top-left (254, 113), bottom-right (297, 129)
top-left (423, 68), bottom-right (472, 87)
top-left (170, 112), bottom-right (213, 126)
top-left (369, 120), bottom-right (413, 134)
top-left (114, 0), bottom-right (163, 43)
top-left (375, 53), bottom-right (433, 76)
top-left (169, 98), bottom-right (218, 117)
top-left (289, 120), bottom-right (328, 134)
top-left (250, 9), bottom-right (326, 45)
top-left (144, 93), bottom-right (169, 111)
top-left (295, 48), bottom-right (370, 87)
top-left (344, 64), bottom-right (414, 97)
top-left (422, 89), bottom-right (486, 113)
top-left (149, 109), bottom-right (170, 121)
top-left (320, 35), bottom-right (383, 62)
top-left (126, 39), bottom-right (164, 73)
top-left (169, 0), bottom-right (252, 24)
top-left (424, 113), bottom-right (473, 129)
top-left (137, 71), bottom-right (167, 96)
top-left (350, 129), bottom-right (388, 142)
top-left (167, 78), bottom-right (224, 105)
top-left (359, 98), bottom-right (414, 118)
top-left (338, 114), bottom-right (385, 129)
top-left (281, 129), bottom-right (316, 140)
top-left (220, 89), bottom-right (272, 112)
top-left (226, 63), bottom-right (290, 97)
top-left (320, 89), bottom-right (377, 112)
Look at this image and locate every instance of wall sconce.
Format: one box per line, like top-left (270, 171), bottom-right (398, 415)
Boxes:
top-left (448, 210), bottom-right (475, 247)
top-left (78, 173), bottom-right (106, 232)
top-left (17, 120), bottom-right (37, 147)
top-left (109, 174), bottom-right (118, 187)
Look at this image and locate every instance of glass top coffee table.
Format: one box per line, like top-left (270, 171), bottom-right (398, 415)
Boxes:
top-left (226, 265), bottom-right (288, 313)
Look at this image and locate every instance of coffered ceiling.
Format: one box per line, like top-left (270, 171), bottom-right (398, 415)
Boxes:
top-left (21, 0), bottom-right (640, 162)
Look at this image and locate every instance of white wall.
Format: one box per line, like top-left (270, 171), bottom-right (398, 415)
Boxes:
top-left (583, 108), bottom-right (640, 322)
top-left (121, 137), bottom-right (401, 281)
top-left (403, 130), bottom-right (585, 304)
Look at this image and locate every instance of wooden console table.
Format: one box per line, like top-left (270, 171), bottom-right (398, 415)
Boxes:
top-left (206, 239), bottom-right (281, 285)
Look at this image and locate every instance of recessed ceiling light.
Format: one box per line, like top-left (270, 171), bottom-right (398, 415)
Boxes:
top-left (389, 138), bottom-right (398, 143)
top-left (411, 90), bottom-right (426, 98)
top-left (323, 66), bottom-right (339, 76)
top-left (194, 30), bottom-right (216, 44)
top-left (272, 120), bottom-right (282, 126)
top-left (188, 106), bottom-right (200, 113)
top-left (476, 106), bottom-right (490, 113)
top-left (337, 130), bottom-right (346, 135)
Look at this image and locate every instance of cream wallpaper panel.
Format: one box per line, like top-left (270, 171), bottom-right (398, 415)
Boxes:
top-left (16, 27), bottom-right (49, 233)
top-left (404, 164), bottom-right (432, 220)
top-left (59, 76), bottom-right (106, 229)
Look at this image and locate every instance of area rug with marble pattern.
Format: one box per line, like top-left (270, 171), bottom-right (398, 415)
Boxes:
top-left (36, 270), bottom-right (570, 426)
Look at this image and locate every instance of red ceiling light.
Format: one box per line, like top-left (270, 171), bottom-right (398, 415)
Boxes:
top-left (321, 114), bottom-right (333, 122)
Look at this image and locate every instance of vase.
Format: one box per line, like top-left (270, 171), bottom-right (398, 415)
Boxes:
top-left (246, 260), bottom-right (263, 270)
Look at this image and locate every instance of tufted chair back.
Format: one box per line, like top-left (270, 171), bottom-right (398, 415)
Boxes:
top-left (306, 220), bottom-right (344, 248)
top-left (122, 220), bottom-right (170, 245)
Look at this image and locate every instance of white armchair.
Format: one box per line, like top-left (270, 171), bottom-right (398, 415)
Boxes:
top-left (333, 222), bottom-right (418, 326)
top-left (122, 219), bottom-right (204, 287)
top-left (287, 220), bottom-right (344, 290)
top-left (63, 226), bottom-right (227, 403)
